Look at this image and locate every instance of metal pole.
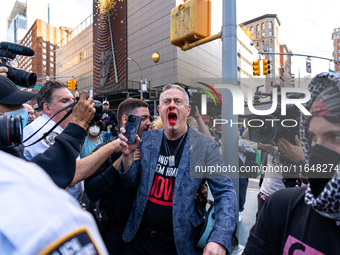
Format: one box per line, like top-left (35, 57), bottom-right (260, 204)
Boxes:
top-left (107, 8), bottom-right (119, 83)
top-left (222, 0), bottom-right (239, 224)
top-left (127, 58), bottom-right (143, 99)
top-left (258, 51), bottom-right (340, 63)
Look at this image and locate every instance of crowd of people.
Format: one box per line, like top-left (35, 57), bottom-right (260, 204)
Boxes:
top-left (1, 65), bottom-right (340, 255)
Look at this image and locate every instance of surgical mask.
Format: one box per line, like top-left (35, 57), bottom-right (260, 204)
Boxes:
top-left (308, 144), bottom-right (340, 197)
top-left (1, 107), bottom-right (29, 128)
top-left (89, 125), bottom-right (100, 136)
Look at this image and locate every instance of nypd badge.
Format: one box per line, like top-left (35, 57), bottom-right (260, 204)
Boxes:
top-left (43, 131), bottom-right (60, 147)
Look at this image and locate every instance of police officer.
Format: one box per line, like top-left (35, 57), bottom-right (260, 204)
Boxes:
top-left (0, 150), bottom-right (108, 254)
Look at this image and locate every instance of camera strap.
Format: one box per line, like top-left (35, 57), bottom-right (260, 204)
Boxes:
top-left (23, 101), bottom-right (77, 147)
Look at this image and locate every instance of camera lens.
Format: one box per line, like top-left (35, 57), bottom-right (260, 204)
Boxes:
top-left (7, 67), bottom-right (37, 88)
top-left (0, 115), bottom-right (22, 147)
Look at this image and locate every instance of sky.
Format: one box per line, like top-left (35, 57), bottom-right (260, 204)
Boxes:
top-left (0, 0), bottom-right (339, 79)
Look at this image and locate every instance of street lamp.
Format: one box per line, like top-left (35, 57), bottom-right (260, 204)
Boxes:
top-left (127, 57), bottom-right (144, 99)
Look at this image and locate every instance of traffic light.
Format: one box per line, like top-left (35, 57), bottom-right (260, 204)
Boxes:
top-left (73, 80), bottom-right (78, 90)
top-left (67, 80), bottom-right (78, 90)
top-left (67, 80), bottom-right (72, 90)
top-left (263, 60), bottom-right (271, 75)
top-left (253, 59), bottom-right (261, 76)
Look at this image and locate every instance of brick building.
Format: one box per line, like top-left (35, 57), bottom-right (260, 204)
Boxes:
top-left (16, 19), bottom-right (72, 85)
top-left (239, 14), bottom-right (292, 91)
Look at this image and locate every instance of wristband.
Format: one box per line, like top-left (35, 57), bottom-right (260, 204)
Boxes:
top-left (194, 115), bottom-right (201, 120)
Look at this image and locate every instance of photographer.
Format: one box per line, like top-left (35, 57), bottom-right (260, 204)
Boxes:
top-left (0, 76), bottom-right (96, 190)
top-left (101, 100), bottom-right (119, 140)
top-left (23, 81), bottom-right (121, 200)
top-left (244, 72), bottom-right (340, 254)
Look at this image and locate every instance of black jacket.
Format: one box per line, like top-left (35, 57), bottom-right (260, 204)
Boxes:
top-left (2, 123), bottom-right (86, 189)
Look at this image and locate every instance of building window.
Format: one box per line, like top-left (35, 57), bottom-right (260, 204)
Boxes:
top-left (261, 23), bottom-right (265, 30)
top-left (43, 49), bottom-right (46, 53)
top-left (269, 47), bottom-right (273, 52)
top-left (256, 33), bottom-right (260, 39)
top-left (43, 55), bottom-right (46, 59)
top-left (269, 21), bottom-right (272, 29)
top-left (257, 42), bottom-right (259, 47)
top-left (50, 51), bottom-right (54, 56)
top-left (43, 42), bottom-right (46, 47)
top-left (269, 39), bottom-right (273, 44)
top-left (250, 26), bottom-right (253, 33)
top-left (43, 61), bottom-right (46, 65)
top-left (338, 50), bottom-right (340, 53)
top-left (43, 24), bottom-right (46, 29)
top-left (338, 56), bottom-right (340, 60)
top-left (50, 57), bottom-right (54, 62)
top-left (269, 30), bottom-right (273, 36)
top-left (50, 45), bottom-right (54, 50)
top-left (43, 37), bottom-right (46, 41)
top-left (262, 32), bottom-right (265, 37)
top-left (43, 67), bottom-right (47, 71)
top-left (51, 63), bottom-right (54, 68)
top-left (256, 24), bottom-right (259, 32)
top-left (269, 56), bottom-right (273, 61)
top-left (270, 73), bottom-right (273, 78)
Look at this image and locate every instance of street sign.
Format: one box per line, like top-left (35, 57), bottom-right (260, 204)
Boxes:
top-left (306, 61), bottom-right (311, 73)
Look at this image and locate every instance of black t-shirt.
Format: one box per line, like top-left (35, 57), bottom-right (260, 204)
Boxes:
top-left (141, 132), bottom-right (187, 234)
top-left (244, 186), bottom-right (340, 255)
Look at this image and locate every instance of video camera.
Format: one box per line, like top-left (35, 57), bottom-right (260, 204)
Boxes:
top-left (0, 41), bottom-right (37, 88)
top-left (246, 85), bottom-right (302, 145)
top-left (246, 85), bottom-right (303, 187)
top-left (0, 97), bottom-right (102, 151)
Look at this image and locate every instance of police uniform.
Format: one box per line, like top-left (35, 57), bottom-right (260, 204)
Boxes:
top-left (23, 114), bottom-right (83, 200)
top-left (0, 151), bottom-right (108, 255)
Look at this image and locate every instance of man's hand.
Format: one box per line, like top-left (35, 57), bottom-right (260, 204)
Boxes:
top-left (102, 113), bottom-right (107, 119)
top-left (258, 142), bottom-right (278, 152)
top-left (238, 146), bottom-right (245, 153)
top-left (118, 127), bottom-right (141, 156)
top-left (0, 66), bottom-right (8, 77)
top-left (118, 127), bottom-right (141, 172)
top-left (70, 90), bottom-right (95, 130)
top-left (134, 148), bottom-right (141, 161)
top-left (107, 138), bottom-right (121, 153)
top-left (278, 135), bottom-right (305, 163)
top-left (108, 124), bottom-right (113, 130)
top-left (203, 242), bottom-right (226, 255)
top-left (195, 183), bottom-right (208, 203)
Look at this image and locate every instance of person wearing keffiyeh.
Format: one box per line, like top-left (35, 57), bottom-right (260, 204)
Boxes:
top-left (243, 72), bottom-right (340, 255)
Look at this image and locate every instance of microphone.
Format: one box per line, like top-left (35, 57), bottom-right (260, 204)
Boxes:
top-left (0, 42), bottom-right (35, 56)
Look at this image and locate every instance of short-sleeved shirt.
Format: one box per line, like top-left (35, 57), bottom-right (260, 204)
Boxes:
top-left (0, 151), bottom-right (108, 255)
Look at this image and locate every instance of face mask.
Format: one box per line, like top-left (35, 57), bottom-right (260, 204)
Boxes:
top-left (89, 125), bottom-right (100, 136)
top-left (2, 107), bottom-right (29, 128)
top-left (308, 144), bottom-right (340, 197)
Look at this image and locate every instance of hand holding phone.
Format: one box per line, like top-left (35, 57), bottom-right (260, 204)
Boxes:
top-left (124, 114), bottom-right (142, 144)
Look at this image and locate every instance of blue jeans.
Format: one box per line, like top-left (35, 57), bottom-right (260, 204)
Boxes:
top-left (239, 177), bottom-right (249, 212)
